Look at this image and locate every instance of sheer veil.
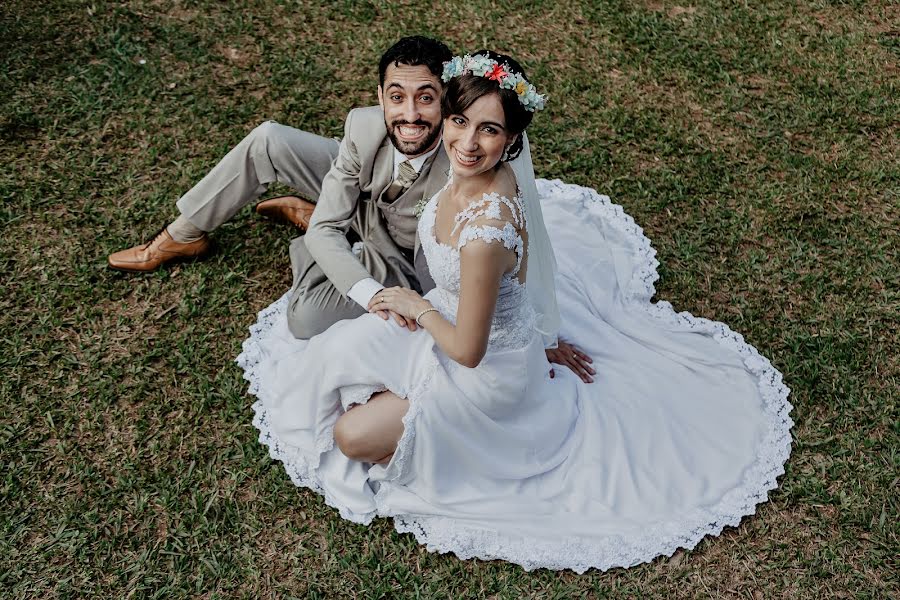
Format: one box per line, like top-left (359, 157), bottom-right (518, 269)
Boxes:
top-left (510, 133), bottom-right (560, 349)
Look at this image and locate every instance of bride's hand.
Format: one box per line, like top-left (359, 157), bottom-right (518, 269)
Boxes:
top-left (369, 287), bottom-right (431, 330)
top-left (546, 340), bottom-right (595, 383)
top-left (367, 290), bottom-right (418, 331)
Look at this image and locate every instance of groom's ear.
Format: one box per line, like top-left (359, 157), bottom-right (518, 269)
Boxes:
top-left (377, 85), bottom-right (384, 110)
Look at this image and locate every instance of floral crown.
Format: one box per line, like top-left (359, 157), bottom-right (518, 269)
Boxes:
top-left (441, 53), bottom-right (546, 113)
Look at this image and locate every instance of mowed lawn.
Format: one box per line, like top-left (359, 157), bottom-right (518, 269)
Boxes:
top-left (1, 0), bottom-right (897, 597)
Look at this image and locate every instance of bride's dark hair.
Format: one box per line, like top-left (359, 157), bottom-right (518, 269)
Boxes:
top-left (440, 50), bottom-right (534, 161)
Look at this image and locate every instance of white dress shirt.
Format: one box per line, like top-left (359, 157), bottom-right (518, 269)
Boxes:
top-left (346, 142), bottom-right (441, 309)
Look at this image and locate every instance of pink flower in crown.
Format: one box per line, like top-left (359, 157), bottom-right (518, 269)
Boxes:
top-left (487, 63), bottom-right (508, 82)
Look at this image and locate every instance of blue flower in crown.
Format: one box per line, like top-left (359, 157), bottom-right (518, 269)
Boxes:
top-left (466, 54), bottom-right (495, 77)
top-left (441, 55), bottom-right (465, 82)
top-left (521, 87), bottom-right (547, 112)
top-left (499, 71), bottom-right (524, 91)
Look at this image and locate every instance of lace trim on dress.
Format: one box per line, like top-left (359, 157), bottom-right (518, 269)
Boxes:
top-left (237, 180), bottom-right (794, 573)
top-left (340, 383), bottom-right (387, 411)
top-left (236, 296), bottom-right (381, 525)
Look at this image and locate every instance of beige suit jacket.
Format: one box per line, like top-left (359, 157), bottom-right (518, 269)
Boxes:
top-left (303, 106), bottom-right (449, 295)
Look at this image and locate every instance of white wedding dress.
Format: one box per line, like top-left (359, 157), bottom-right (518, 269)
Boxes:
top-left (236, 179), bottom-right (793, 573)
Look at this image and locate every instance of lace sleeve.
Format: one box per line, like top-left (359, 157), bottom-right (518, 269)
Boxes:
top-left (458, 222), bottom-right (521, 252)
top-left (456, 195), bottom-right (525, 277)
top-left (451, 191), bottom-right (525, 236)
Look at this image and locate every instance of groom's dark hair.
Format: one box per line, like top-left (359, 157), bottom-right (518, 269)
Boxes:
top-left (379, 36), bottom-right (453, 86)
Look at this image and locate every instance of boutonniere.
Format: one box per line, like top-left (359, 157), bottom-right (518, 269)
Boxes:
top-left (414, 196), bottom-right (429, 218)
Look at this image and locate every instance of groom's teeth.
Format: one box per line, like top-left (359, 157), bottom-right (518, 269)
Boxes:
top-left (399, 126), bottom-right (423, 137)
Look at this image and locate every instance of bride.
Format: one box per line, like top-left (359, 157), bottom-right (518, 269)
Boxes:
top-left (237, 51), bottom-right (793, 572)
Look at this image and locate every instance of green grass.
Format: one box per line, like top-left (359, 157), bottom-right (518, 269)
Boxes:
top-left (2, 0), bottom-right (897, 597)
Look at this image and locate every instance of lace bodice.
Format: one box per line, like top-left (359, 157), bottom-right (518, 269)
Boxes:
top-left (418, 189), bottom-right (536, 352)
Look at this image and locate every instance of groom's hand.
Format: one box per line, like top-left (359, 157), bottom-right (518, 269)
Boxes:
top-left (546, 340), bottom-right (595, 383)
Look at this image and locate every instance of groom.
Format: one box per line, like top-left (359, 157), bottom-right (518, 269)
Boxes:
top-left (109, 36), bottom-right (450, 338)
top-left (108, 36), bottom-right (596, 381)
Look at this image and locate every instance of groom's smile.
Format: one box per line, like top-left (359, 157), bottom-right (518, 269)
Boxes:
top-left (394, 122), bottom-right (428, 142)
top-left (378, 63), bottom-right (443, 158)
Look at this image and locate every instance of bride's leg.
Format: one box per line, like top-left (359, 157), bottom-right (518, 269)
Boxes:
top-left (333, 391), bottom-right (408, 463)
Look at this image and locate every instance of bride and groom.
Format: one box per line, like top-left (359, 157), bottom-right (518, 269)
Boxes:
top-left (110, 37), bottom-right (792, 571)
top-left (107, 36), bottom-right (594, 382)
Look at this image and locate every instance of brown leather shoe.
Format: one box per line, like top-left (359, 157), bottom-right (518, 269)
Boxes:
top-left (108, 228), bottom-right (211, 272)
top-left (255, 195), bottom-right (316, 231)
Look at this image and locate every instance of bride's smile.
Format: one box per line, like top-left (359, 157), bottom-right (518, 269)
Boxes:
top-left (443, 93), bottom-right (516, 180)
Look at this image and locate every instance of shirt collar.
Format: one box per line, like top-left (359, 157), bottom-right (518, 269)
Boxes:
top-left (392, 140), bottom-right (441, 180)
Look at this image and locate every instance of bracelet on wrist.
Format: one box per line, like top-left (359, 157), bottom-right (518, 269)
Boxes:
top-left (415, 307), bottom-right (439, 327)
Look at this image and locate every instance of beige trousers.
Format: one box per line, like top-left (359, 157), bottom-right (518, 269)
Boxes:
top-left (175, 121), bottom-right (368, 338)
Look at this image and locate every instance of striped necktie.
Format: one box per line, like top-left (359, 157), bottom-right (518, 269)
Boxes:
top-left (382, 160), bottom-right (418, 203)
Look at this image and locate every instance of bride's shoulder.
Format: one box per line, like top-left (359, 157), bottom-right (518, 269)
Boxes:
top-left (485, 165), bottom-right (519, 201)
top-left (481, 164), bottom-right (520, 204)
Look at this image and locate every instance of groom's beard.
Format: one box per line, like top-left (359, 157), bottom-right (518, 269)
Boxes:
top-left (386, 118), bottom-right (442, 157)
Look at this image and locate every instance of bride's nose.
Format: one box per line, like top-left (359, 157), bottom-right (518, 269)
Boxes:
top-left (460, 128), bottom-right (479, 151)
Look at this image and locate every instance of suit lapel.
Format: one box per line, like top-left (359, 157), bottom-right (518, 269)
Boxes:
top-left (410, 146), bottom-right (449, 258)
top-left (421, 146), bottom-right (450, 200)
top-left (371, 141), bottom-right (394, 199)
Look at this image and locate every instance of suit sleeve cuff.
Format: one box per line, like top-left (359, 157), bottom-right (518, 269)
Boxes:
top-left (347, 278), bottom-right (384, 309)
